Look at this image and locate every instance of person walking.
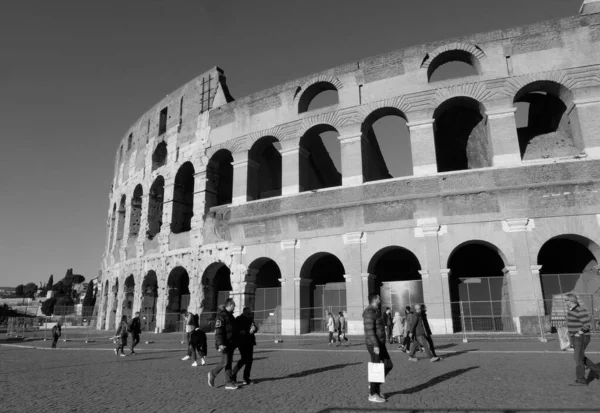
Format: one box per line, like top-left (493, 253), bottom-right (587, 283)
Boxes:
top-left (115, 315), bottom-right (129, 357)
top-left (181, 309), bottom-right (197, 361)
top-left (565, 293), bottom-right (600, 385)
top-left (327, 312), bottom-right (336, 346)
top-left (363, 293), bottom-right (393, 403)
top-left (51, 321), bottom-right (61, 349)
top-left (337, 311), bottom-right (350, 346)
top-left (189, 314), bottom-right (207, 367)
top-left (406, 305), bottom-right (440, 362)
top-left (383, 307), bottom-right (393, 344)
top-left (208, 298), bottom-right (239, 390)
top-left (129, 311), bottom-right (142, 354)
top-left (391, 311), bottom-right (403, 346)
top-left (420, 305), bottom-right (438, 358)
top-left (231, 306), bottom-right (258, 385)
top-left (399, 306), bottom-right (412, 352)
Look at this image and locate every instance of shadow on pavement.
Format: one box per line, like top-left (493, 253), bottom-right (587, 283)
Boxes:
top-left (257, 362), bottom-right (362, 383)
top-left (438, 349), bottom-right (476, 359)
top-left (387, 366), bottom-right (480, 396)
top-left (435, 343), bottom-right (457, 350)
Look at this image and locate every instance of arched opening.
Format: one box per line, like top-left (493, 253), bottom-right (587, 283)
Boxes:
top-left (367, 246), bottom-right (423, 313)
top-left (200, 263), bottom-right (232, 329)
top-left (299, 252), bottom-right (346, 333)
top-left (246, 258), bottom-right (282, 333)
top-left (101, 280), bottom-right (109, 330)
top-left (141, 270), bottom-right (158, 332)
top-left (129, 185), bottom-right (143, 238)
top-left (165, 266), bottom-right (190, 332)
top-left (171, 162), bottom-right (195, 233)
top-left (427, 50), bottom-right (481, 82)
top-left (361, 108), bottom-right (412, 182)
top-left (116, 195), bottom-right (126, 243)
top-left (299, 124), bottom-right (342, 192)
top-left (434, 97), bottom-right (490, 173)
top-left (151, 141), bottom-right (167, 171)
top-left (205, 149), bottom-right (233, 210)
top-left (513, 81), bottom-right (580, 161)
top-left (146, 176), bottom-right (164, 240)
top-left (123, 275), bottom-right (135, 320)
top-left (108, 279), bottom-right (119, 330)
top-left (298, 82), bottom-right (339, 113)
top-left (538, 235), bottom-right (599, 321)
top-left (108, 204), bottom-right (116, 252)
top-left (448, 242), bottom-right (510, 332)
top-left (248, 137), bottom-right (282, 200)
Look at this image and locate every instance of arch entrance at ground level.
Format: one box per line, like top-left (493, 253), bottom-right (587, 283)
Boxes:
top-left (538, 235), bottom-right (600, 321)
top-left (447, 241), bottom-right (509, 333)
top-left (165, 267), bottom-right (190, 332)
top-left (122, 275), bottom-right (135, 321)
top-left (246, 258), bottom-right (282, 333)
top-left (141, 271), bottom-right (158, 332)
top-left (367, 246), bottom-right (423, 315)
top-left (200, 263), bottom-right (232, 329)
top-left (299, 252), bottom-right (346, 334)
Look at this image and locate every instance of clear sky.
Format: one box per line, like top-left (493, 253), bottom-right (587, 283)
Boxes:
top-left (0, 0), bottom-right (582, 287)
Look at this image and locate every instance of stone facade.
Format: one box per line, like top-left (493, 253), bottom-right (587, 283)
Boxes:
top-left (99, 2), bottom-right (600, 335)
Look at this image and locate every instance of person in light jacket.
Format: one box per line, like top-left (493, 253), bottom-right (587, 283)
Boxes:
top-left (391, 311), bottom-right (403, 345)
top-left (327, 313), bottom-right (336, 346)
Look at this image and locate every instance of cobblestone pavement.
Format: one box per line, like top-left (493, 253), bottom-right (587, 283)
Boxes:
top-left (2, 337), bottom-right (600, 413)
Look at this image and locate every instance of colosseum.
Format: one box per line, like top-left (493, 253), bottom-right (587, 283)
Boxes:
top-left (98, 1), bottom-right (600, 336)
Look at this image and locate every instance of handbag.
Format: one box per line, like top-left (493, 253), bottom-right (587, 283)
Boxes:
top-left (557, 326), bottom-right (570, 351)
top-left (368, 362), bottom-right (385, 383)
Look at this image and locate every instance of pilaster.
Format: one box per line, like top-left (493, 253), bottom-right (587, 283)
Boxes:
top-left (486, 107), bottom-right (522, 167)
top-left (338, 132), bottom-right (364, 187)
top-left (407, 119), bottom-right (437, 176)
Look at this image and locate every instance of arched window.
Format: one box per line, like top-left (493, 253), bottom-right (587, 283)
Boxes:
top-left (299, 125), bottom-right (342, 192)
top-left (116, 195), bottom-right (126, 242)
top-left (171, 162), bottom-right (195, 233)
top-left (108, 204), bottom-right (116, 252)
top-left (362, 108), bottom-right (412, 183)
top-left (513, 81), bottom-right (580, 161)
top-left (129, 185), bottom-right (143, 238)
top-left (248, 136), bottom-right (282, 200)
top-left (147, 176), bottom-right (164, 240)
top-left (152, 142), bottom-right (168, 171)
top-left (298, 82), bottom-right (339, 113)
top-left (205, 150), bottom-right (233, 210)
top-left (433, 97), bottom-right (490, 172)
top-left (426, 50), bottom-right (481, 82)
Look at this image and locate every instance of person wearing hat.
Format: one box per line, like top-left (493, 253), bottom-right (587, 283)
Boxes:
top-left (565, 293), bottom-right (600, 385)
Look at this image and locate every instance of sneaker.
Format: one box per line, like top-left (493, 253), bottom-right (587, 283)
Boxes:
top-left (242, 380), bottom-right (254, 385)
top-left (569, 380), bottom-right (588, 386)
top-left (368, 394), bottom-right (386, 403)
top-left (192, 361), bottom-right (198, 367)
top-left (182, 355), bottom-right (191, 361)
top-left (207, 372), bottom-right (215, 387)
top-left (201, 357), bottom-right (206, 366)
top-left (430, 356), bottom-right (441, 362)
top-left (114, 349), bottom-right (118, 356)
top-left (408, 357), bottom-right (418, 362)
top-left (225, 383), bottom-right (239, 390)
top-left (120, 353), bottom-right (126, 357)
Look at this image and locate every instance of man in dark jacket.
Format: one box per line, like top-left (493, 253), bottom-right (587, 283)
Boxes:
top-left (406, 304), bottom-right (440, 362)
top-left (51, 321), bottom-right (61, 348)
top-left (383, 307), bottom-right (393, 344)
top-left (208, 298), bottom-right (239, 390)
top-left (129, 311), bottom-right (142, 354)
top-left (231, 306), bottom-right (258, 385)
top-left (363, 293), bottom-right (392, 403)
top-left (420, 305), bottom-right (438, 358)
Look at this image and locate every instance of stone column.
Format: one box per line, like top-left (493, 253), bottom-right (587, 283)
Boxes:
top-left (228, 246), bottom-right (246, 314)
top-left (231, 151), bottom-right (254, 205)
top-left (340, 231), bottom-right (366, 334)
top-left (132, 273), bottom-right (143, 315)
top-left (295, 277), bottom-right (312, 334)
top-left (137, 194), bottom-right (150, 257)
top-left (407, 119), bottom-right (437, 176)
top-left (191, 168), bottom-right (207, 229)
top-left (279, 239), bottom-right (299, 335)
top-left (361, 273), bottom-right (375, 307)
top-left (278, 138), bottom-right (306, 195)
top-left (486, 107), bottom-right (521, 167)
top-left (338, 131), bottom-right (364, 187)
top-left (570, 95), bottom-right (600, 158)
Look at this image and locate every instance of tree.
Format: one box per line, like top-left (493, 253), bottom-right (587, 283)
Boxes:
top-left (82, 282), bottom-right (96, 317)
top-left (46, 274), bottom-right (54, 291)
top-left (41, 297), bottom-right (56, 316)
top-left (23, 283), bottom-right (37, 299)
top-left (15, 285), bottom-right (24, 297)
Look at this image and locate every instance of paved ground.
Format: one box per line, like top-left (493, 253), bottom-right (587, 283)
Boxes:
top-left (2, 335), bottom-right (600, 413)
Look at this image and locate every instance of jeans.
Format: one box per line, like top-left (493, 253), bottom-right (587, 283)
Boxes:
top-left (117, 336), bottom-right (128, 354)
top-left (408, 335), bottom-right (434, 358)
top-left (186, 331), bottom-right (193, 356)
top-left (573, 335), bottom-right (600, 381)
top-left (52, 335), bottom-right (59, 348)
top-left (366, 344), bottom-right (393, 396)
top-left (232, 345), bottom-right (254, 381)
top-left (131, 333), bottom-right (140, 352)
top-left (211, 346), bottom-right (235, 384)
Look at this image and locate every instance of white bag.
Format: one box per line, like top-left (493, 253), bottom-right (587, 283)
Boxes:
top-left (558, 326), bottom-right (570, 351)
top-left (368, 362), bottom-right (385, 383)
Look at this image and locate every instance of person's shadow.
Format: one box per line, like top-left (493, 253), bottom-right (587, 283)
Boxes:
top-left (387, 366), bottom-right (480, 396)
top-left (256, 362), bottom-right (362, 383)
top-left (438, 349), bottom-right (475, 359)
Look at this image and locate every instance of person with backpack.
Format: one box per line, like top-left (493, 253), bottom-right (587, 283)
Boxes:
top-left (336, 311), bottom-right (350, 346)
top-left (129, 311), bottom-right (142, 355)
top-left (51, 321), bottom-right (61, 349)
top-left (115, 315), bottom-right (129, 357)
top-left (189, 314), bottom-right (207, 367)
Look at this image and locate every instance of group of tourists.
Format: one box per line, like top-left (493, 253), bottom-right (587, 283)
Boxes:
top-left (112, 311), bottom-right (142, 356)
top-left (326, 311), bottom-right (350, 346)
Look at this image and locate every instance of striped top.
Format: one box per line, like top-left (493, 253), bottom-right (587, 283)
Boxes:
top-left (567, 304), bottom-right (592, 336)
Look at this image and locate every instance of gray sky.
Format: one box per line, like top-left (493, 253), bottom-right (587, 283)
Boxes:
top-left (0, 0), bottom-right (581, 287)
